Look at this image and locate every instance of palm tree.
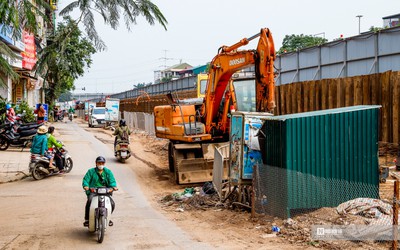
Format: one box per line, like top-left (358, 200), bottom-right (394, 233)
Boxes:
top-left (59, 0), bottom-right (168, 51)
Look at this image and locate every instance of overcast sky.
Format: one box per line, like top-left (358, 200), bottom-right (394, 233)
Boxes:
top-left (58, 0), bottom-right (399, 94)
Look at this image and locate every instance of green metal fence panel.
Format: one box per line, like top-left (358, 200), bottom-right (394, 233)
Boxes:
top-left (258, 105), bottom-right (381, 218)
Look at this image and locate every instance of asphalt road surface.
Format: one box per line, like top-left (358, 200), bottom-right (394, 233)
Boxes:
top-left (0, 121), bottom-right (210, 249)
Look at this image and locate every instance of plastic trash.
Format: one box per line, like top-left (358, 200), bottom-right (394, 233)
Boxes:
top-left (272, 226), bottom-right (280, 233)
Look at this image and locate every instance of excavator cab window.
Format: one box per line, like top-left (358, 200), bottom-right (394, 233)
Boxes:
top-left (233, 78), bottom-right (256, 112)
top-left (199, 79), bottom-right (207, 96)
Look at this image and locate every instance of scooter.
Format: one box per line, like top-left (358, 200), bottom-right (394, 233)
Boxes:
top-left (114, 140), bottom-right (131, 163)
top-left (87, 187), bottom-right (115, 243)
top-left (0, 123), bottom-right (37, 151)
top-left (57, 111), bottom-right (64, 122)
top-left (29, 145), bottom-right (73, 180)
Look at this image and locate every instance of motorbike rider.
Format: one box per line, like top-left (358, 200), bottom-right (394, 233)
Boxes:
top-left (68, 106), bottom-right (75, 115)
top-left (6, 103), bottom-right (16, 119)
top-left (30, 125), bottom-right (56, 169)
top-left (112, 119), bottom-right (131, 154)
top-left (82, 156), bottom-right (118, 227)
top-left (47, 126), bottom-right (64, 173)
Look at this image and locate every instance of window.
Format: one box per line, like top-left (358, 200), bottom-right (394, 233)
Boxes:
top-left (200, 79), bottom-right (207, 95)
top-left (233, 79), bottom-right (256, 112)
top-left (93, 108), bottom-right (105, 114)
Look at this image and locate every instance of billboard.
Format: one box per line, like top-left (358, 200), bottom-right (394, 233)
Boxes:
top-left (105, 98), bottom-right (119, 122)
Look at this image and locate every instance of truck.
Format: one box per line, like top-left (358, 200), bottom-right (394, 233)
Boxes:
top-left (154, 28), bottom-right (276, 184)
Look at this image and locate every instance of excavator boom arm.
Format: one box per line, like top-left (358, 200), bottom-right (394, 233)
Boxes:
top-left (203, 28), bottom-right (276, 134)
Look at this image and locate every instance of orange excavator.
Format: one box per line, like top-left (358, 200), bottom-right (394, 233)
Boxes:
top-left (154, 28), bottom-right (276, 184)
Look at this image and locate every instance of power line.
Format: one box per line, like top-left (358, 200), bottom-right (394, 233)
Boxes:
top-left (159, 50), bottom-right (174, 69)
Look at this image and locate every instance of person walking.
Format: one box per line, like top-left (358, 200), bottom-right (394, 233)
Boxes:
top-left (36, 104), bottom-right (46, 124)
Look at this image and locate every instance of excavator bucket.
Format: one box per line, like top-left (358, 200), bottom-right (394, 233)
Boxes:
top-left (173, 143), bottom-right (229, 184)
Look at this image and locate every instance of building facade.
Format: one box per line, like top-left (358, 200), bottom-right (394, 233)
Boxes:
top-left (0, 0), bottom-right (55, 108)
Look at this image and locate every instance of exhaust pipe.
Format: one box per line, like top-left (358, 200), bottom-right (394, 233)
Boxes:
top-left (38, 167), bottom-right (50, 175)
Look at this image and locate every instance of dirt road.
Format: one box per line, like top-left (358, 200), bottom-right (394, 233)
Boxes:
top-left (85, 120), bottom-right (305, 249)
top-left (0, 121), bottom-right (210, 249)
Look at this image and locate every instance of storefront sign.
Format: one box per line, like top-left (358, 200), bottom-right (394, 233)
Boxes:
top-left (16, 85), bottom-right (23, 103)
top-left (0, 24), bottom-right (13, 44)
top-left (4, 51), bottom-right (22, 68)
top-left (21, 31), bottom-right (37, 70)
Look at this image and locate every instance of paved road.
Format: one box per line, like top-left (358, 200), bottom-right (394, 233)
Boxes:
top-left (0, 121), bottom-right (210, 249)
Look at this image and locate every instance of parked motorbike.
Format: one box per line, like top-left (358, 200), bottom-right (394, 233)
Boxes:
top-left (55, 110), bottom-right (64, 122)
top-left (0, 123), bottom-right (37, 151)
top-left (5, 113), bottom-right (23, 125)
top-left (29, 144), bottom-right (73, 180)
top-left (87, 187), bottom-right (116, 243)
top-left (14, 122), bottom-right (41, 133)
top-left (114, 140), bottom-right (131, 162)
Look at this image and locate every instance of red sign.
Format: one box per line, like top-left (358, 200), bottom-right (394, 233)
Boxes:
top-left (21, 31), bottom-right (37, 70)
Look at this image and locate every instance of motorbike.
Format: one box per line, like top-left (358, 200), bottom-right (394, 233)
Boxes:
top-left (87, 187), bottom-right (115, 243)
top-left (114, 140), bottom-right (131, 162)
top-left (54, 110), bottom-right (64, 122)
top-left (29, 144), bottom-right (73, 180)
top-left (0, 123), bottom-right (37, 151)
top-left (68, 112), bottom-right (73, 121)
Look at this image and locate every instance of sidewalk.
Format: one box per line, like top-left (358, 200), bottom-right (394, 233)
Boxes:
top-left (0, 121), bottom-right (54, 184)
top-left (0, 148), bottom-right (31, 184)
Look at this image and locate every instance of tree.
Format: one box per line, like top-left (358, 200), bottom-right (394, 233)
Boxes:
top-left (278, 34), bottom-right (328, 54)
top-left (59, 0), bottom-right (168, 51)
top-left (369, 26), bottom-right (383, 32)
top-left (133, 82), bottom-right (146, 88)
top-left (35, 17), bottom-right (96, 104)
top-left (58, 92), bottom-right (73, 102)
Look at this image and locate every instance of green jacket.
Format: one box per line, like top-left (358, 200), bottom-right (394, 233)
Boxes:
top-left (47, 134), bottom-right (63, 149)
top-left (82, 167), bottom-right (117, 195)
top-left (30, 134), bottom-right (48, 155)
top-left (113, 125), bottom-right (131, 141)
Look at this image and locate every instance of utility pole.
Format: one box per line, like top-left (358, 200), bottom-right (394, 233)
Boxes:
top-left (356, 15), bottom-right (363, 34)
top-left (159, 50), bottom-right (173, 69)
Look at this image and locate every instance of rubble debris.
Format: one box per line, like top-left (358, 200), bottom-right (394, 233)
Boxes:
top-left (336, 198), bottom-right (392, 225)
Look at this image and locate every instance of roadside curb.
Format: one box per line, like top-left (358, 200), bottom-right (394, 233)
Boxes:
top-left (0, 171), bottom-right (30, 184)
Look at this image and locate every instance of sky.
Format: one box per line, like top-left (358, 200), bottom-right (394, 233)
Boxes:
top-left (57, 0), bottom-right (400, 94)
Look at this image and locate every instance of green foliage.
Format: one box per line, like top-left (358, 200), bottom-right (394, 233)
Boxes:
top-left (0, 41), bottom-right (19, 87)
top-left (369, 26), bottom-right (383, 32)
top-left (2, 0), bottom-right (168, 105)
top-left (15, 101), bottom-right (35, 123)
top-left (205, 63), bottom-right (210, 73)
top-left (278, 34), bottom-right (328, 54)
top-left (161, 76), bottom-right (173, 83)
top-left (35, 17), bottom-right (96, 105)
top-left (0, 96), bottom-right (6, 123)
top-left (58, 92), bottom-right (73, 102)
top-left (133, 82), bottom-right (148, 88)
top-left (59, 0), bottom-right (168, 51)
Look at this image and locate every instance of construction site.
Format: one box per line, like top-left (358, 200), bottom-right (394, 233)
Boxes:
top-left (76, 25), bottom-right (400, 249)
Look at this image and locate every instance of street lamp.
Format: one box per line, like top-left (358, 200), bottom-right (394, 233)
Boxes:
top-left (356, 15), bottom-right (363, 34)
